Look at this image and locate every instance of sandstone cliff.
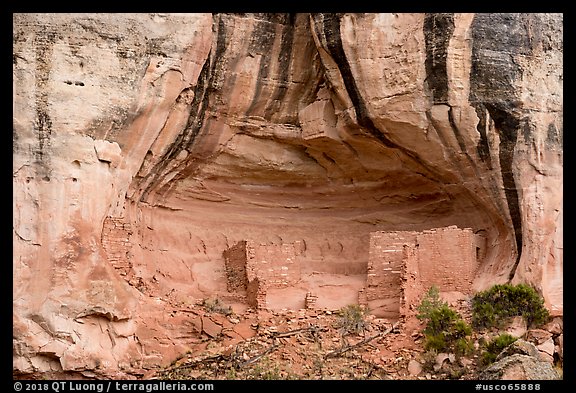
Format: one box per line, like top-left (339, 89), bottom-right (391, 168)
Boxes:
top-left (13, 13), bottom-right (562, 377)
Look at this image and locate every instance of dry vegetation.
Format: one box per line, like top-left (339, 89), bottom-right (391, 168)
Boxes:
top-left (148, 284), bottom-right (558, 381)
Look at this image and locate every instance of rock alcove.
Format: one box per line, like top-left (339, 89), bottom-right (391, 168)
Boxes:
top-left (13, 13), bottom-right (562, 377)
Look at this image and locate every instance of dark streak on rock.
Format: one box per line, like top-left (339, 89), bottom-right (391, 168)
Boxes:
top-left (320, 14), bottom-right (382, 142)
top-left (469, 13), bottom-right (531, 275)
top-left (423, 13), bottom-right (454, 104)
top-left (447, 105), bottom-right (468, 155)
top-left (245, 15), bottom-right (284, 117)
top-left (317, 13), bottom-right (444, 183)
top-left (521, 118), bottom-right (532, 143)
top-left (139, 54), bottom-right (213, 203)
top-left (263, 14), bottom-right (296, 120)
top-left (179, 15), bottom-right (228, 153)
top-left (469, 14), bottom-right (526, 105)
top-left (33, 30), bottom-right (57, 162)
top-left (546, 123), bottom-right (562, 146)
top-left (202, 16), bottom-right (229, 96)
top-left (446, 104), bottom-right (486, 185)
top-left (486, 102), bottom-right (524, 280)
top-left (138, 16), bottom-right (227, 202)
top-left (472, 103), bottom-right (492, 168)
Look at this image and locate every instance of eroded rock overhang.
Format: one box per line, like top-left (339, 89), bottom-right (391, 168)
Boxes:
top-left (13, 13), bottom-right (562, 376)
top-left (120, 13), bottom-right (561, 297)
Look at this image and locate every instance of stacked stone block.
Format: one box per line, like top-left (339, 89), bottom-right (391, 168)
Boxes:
top-left (101, 216), bottom-right (133, 278)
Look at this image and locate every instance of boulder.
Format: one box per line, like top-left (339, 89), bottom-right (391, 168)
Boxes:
top-left (480, 354), bottom-right (560, 380)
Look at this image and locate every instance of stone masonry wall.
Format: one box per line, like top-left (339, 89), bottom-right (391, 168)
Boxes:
top-left (224, 240), bottom-right (301, 309)
top-left (246, 278), bottom-right (267, 310)
top-left (400, 243), bottom-right (424, 318)
top-left (101, 216), bottom-right (133, 278)
top-left (227, 227), bottom-right (476, 313)
top-left (246, 241), bottom-right (301, 289)
top-left (222, 240), bottom-right (249, 293)
top-left (416, 226), bottom-right (477, 293)
top-left (366, 231), bottom-right (418, 318)
top-left (367, 226), bottom-right (478, 318)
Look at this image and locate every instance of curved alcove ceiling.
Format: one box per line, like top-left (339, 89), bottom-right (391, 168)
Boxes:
top-left (124, 12), bottom-right (500, 238)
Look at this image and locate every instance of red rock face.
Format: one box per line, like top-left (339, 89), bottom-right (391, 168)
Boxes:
top-left (13, 13), bottom-right (562, 377)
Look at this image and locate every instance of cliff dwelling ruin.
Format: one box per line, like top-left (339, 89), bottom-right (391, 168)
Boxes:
top-left (101, 212), bottom-right (485, 320)
top-left (220, 226), bottom-right (485, 318)
top-left (13, 13), bottom-right (562, 377)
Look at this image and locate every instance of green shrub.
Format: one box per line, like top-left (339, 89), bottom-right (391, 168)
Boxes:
top-left (481, 333), bottom-right (518, 365)
top-left (336, 304), bottom-right (368, 335)
top-left (471, 284), bottom-right (550, 329)
top-left (454, 337), bottom-right (475, 355)
top-left (424, 332), bottom-right (449, 352)
top-left (417, 287), bottom-right (473, 355)
top-left (416, 285), bottom-right (446, 322)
